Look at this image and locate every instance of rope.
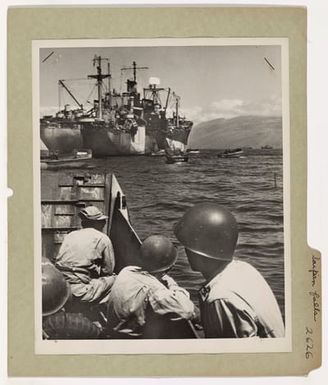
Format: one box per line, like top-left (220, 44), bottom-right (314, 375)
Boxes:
top-left (85, 84), bottom-right (96, 105)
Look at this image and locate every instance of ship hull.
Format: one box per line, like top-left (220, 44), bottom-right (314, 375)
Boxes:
top-left (166, 127), bottom-right (191, 146)
top-left (146, 128), bottom-right (167, 150)
top-left (40, 121), bottom-right (192, 157)
top-left (81, 122), bottom-right (147, 157)
top-left (40, 122), bottom-right (83, 155)
top-left (146, 125), bottom-right (192, 152)
top-left (40, 121), bottom-right (149, 156)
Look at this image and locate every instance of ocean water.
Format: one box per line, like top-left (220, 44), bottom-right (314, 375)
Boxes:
top-left (88, 149), bottom-right (285, 317)
top-left (43, 150), bottom-right (284, 319)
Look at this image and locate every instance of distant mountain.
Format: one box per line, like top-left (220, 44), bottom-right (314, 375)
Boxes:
top-left (188, 115), bottom-right (282, 149)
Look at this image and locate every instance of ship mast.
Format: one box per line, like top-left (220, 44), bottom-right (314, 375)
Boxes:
top-left (88, 55), bottom-right (110, 119)
top-left (164, 87), bottom-right (171, 113)
top-left (121, 61), bottom-right (148, 92)
top-left (143, 83), bottom-right (166, 107)
top-left (123, 61), bottom-right (149, 82)
top-left (175, 94), bottom-right (180, 128)
top-left (107, 62), bottom-right (111, 94)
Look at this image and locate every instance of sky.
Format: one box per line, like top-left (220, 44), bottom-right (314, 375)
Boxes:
top-left (40, 44), bottom-right (282, 125)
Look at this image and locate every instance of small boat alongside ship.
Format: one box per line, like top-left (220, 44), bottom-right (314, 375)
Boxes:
top-left (165, 145), bottom-right (189, 164)
top-left (217, 148), bottom-right (244, 158)
top-left (149, 149), bottom-right (166, 157)
top-left (40, 56), bottom-right (193, 157)
top-left (41, 149), bottom-right (93, 170)
top-left (165, 154), bottom-right (189, 164)
top-left (186, 148), bottom-right (200, 155)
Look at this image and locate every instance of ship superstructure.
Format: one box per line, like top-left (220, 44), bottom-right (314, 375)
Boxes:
top-left (40, 55), bottom-right (193, 157)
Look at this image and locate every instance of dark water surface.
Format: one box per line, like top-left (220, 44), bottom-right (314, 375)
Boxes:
top-left (91, 150), bottom-right (285, 317)
top-left (45, 150), bottom-right (285, 317)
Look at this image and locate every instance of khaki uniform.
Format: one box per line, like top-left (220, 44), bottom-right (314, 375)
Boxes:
top-left (199, 260), bottom-right (285, 338)
top-left (56, 227), bottom-right (115, 304)
top-left (107, 266), bottom-right (195, 337)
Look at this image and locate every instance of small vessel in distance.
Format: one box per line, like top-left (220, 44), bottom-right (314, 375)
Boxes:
top-left (217, 148), bottom-right (244, 158)
top-left (261, 145), bottom-right (273, 150)
top-left (149, 149), bottom-right (166, 157)
top-left (41, 149), bottom-right (93, 170)
top-left (165, 154), bottom-right (189, 164)
top-left (165, 147), bottom-right (189, 164)
top-left (186, 148), bottom-right (200, 154)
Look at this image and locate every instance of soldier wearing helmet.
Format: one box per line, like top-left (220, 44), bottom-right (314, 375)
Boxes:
top-left (42, 258), bottom-right (101, 339)
top-left (174, 203), bottom-right (284, 338)
top-left (42, 257), bottom-right (71, 317)
top-left (107, 235), bottom-right (196, 338)
top-left (55, 205), bottom-right (116, 305)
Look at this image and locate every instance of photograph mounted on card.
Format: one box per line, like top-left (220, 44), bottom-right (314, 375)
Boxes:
top-left (34, 37), bottom-right (290, 355)
top-left (7, 6), bottom-right (321, 377)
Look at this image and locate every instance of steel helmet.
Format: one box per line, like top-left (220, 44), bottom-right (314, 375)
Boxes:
top-left (174, 203), bottom-right (238, 261)
top-left (140, 235), bottom-right (177, 273)
top-left (42, 258), bottom-right (71, 316)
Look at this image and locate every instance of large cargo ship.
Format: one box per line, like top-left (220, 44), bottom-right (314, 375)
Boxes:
top-left (40, 56), bottom-right (193, 157)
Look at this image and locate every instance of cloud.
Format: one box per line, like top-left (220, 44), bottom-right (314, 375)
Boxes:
top-left (180, 95), bottom-right (282, 125)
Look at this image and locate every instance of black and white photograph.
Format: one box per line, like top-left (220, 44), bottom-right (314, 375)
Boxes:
top-left (35, 38), bottom-right (290, 354)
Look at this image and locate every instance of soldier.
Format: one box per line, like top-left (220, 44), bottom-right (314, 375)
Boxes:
top-left (174, 203), bottom-right (285, 338)
top-left (55, 206), bottom-right (116, 306)
top-left (42, 258), bottom-right (101, 339)
top-left (107, 235), bottom-right (196, 338)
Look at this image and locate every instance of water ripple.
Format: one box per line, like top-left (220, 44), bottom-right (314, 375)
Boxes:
top-left (48, 151), bottom-right (285, 317)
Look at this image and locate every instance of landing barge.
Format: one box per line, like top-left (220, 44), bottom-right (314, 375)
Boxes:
top-left (41, 170), bottom-right (198, 339)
